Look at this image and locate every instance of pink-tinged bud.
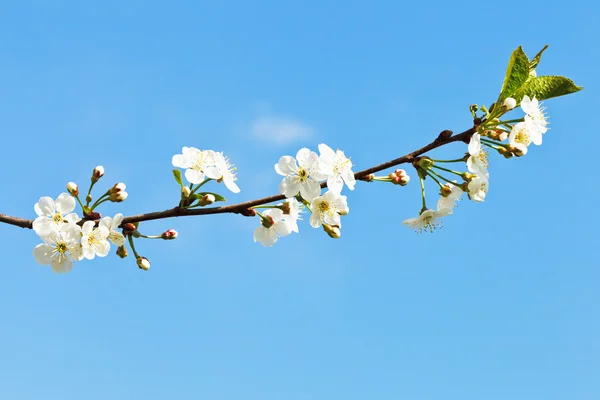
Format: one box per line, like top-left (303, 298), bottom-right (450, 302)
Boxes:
top-left (161, 229), bottom-right (178, 240)
top-left (116, 245), bottom-right (128, 258)
top-left (198, 194), bottom-right (215, 206)
top-left (66, 182), bottom-right (79, 196)
top-left (92, 166), bottom-right (104, 183)
top-left (503, 97), bottom-right (517, 110)
top-left (323, 224), bottom-right (341, 238)
top-left (181, 186), bottom-right (191, 198)
top-left (136, 257), bottom-right (150, 271)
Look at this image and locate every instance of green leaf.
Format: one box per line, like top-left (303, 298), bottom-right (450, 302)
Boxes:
top-left (514, 75), bottom-right (583, 103)
top-left (195, 192), bottom-right (227, 202)
top-left (172, 169), bottom-right (183, 187)
top-left (498, 46), bottom-right (530, 101)
top-left (529, 44), bottom-right (549, 73)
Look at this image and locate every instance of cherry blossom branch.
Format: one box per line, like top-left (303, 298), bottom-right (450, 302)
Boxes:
top-left (0, 127), bottom-right (475, 230)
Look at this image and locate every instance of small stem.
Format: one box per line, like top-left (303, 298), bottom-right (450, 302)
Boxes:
top-left (428, 169), bottom-right (460, 187)
top-left (90, 196), bottom-right (110, 210)
top-left (429, 157), bottom-right (466, 163)
top-left (127, 235), bottom-right (141, 259)
top-left (497, 118), bottom-right (524, 125)
top-left (85, 181), bottom-right (97, 207)
top-left (138, 234), bottom-right (162, 239)
top-left (425, 170), bottom-right (444, 188)
top-left (74, 195), bottom-right (86, 211)
top-left (419, 176), bottom-right (427, 211)
top-left (190, 178), bottom-right (211, 196)
top-left (250, 205), bottom-right (281, 210)
top-left (431, 164), bottom-right (463, 177)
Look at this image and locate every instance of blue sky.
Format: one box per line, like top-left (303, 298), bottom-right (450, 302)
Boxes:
top-left (0, 1), bottom-right (597, 399)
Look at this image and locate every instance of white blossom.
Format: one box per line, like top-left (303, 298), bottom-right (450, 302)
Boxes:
top-left (100, 213), bottom-right (125, 246)
top-left (253, 209), bottom-right (292, 247)
top-left (213, 152), bottom-right (241, 193)
top-left (508, 121), bottom-right (541, 156)
top-left (33, 223), bottom-right (83, 273)
top-left (467, 133), bottom-right (489, 177)
top-left (280, 198), bottom-right (303, 233)
top-left (275, 148), bottom-right (326, 201)
top-left (437, 182), bottom-right (463, 212)
top-left (309, 190), bottom-right (349, 228)
top-left (81, 221), bottom-right (110, 260)
top-left (33, 193), bottom-right (81, 236)
top-left (318, 143), bottom-right (356, 194)
top-left (521, 95), bottom-right (548, 134)
top-left (467, 174), bottom-right (489, 202)
top-left (402, 208), bottom-right (451, 233)
top-left (172, 147), bottom-right (220, 184)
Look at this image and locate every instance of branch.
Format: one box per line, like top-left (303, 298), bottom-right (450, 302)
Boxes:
top-left (0, 126), bottom-right (476, 230)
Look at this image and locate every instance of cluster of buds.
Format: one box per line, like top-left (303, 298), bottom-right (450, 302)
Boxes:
top-left (389, 169), bottom-right (410, 186)
top-left (108, 183), bottom-right (128, 202)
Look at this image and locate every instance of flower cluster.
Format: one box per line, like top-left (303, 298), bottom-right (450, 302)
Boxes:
top-left (253, 144), bottom-right (353, 246)
top-left (402, 95), bottom-right (549, 232)
top-left (32, 192), bottom-right (125, 273)
top-left (172, 147), bottom-right (240, 194)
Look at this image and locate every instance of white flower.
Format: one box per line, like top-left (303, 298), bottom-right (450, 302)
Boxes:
top-left (437, 182), bottom-right (463, 212)
top-left (33, 223), bottom-right (83, 273)
top-left (253, 209), bottom-right (292, 247)
top-left (467, 133), bottom-right (489, 177)
top-left (100, 213), bottom-right (125, 246)
top-left (172, 147), bottom-right (220, 184)
top-left (508, 121), bottom-right (541, 156)
top-left (81, 221), bottom-right (110, 260)
top-left (213, 152), bottom-right (241, 193)
top-left (317, 143), bottom-right (356, 194)
top-left (521, 95), bottom-right (548, 134)
top-left (33, 193), bottom-right (81, 236)
top-left (402, 208), bottom-right (451, 233)
top-left (275, 148), bottom-right (326, 201)
top-left (467, 174), bottom-right (489, 202)
top-left (309, 190), bottom-right (349, 228)
top-left (280, 198), bottom-right (303, 233)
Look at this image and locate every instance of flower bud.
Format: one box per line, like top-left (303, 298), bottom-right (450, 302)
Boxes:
top-left (116, 245), bottom-right (128, 258)
top-left (507, 145), bottom-right (525, 157)
top-left (181, 186), bottom-right (191, 198)
top-left (161, 229), bottom-right (178, 240)
top-left (109, 191), bottom-right (128, 202)
top-left (92, 166), bottom-right (104, 183)
top-left (136, 257), bottom-right (150, 271)
top-left (363, 174), bottom-right (374, 182)
top-left (323, 224), bottom-right (341, 239)
top-left (198, 194), bottom-right (215, 206)
top-left (122, 223), bottom-right (137, 235)
top-left (66, 182), bottom-right (79, 196)
top-left (503, 97), bottom-right (517, 110)
top-left (109, 182), bottom-right (126, 194)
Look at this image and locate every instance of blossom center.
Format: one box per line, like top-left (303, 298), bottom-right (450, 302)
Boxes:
top-left (477, 150), bottom-right (489, 167)
top-left (297, 167), bottom-right (309, 182)
top-left (52, 213), bottom-right (63, 224)
top-left (56, 241), bottom-right (68, 254)
top-left (191, 152), bottom-right (209, 172)
top-left (514, 128), bottom-right (531, 146)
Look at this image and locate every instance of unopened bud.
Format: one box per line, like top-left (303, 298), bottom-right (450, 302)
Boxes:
top-left (66, 182), bottom-right (79, 196)
top-left (198, 194), bottom-right (215, 206)
top-left (181, 186), bottom-right (191, 198)
top-left (109, 191), bottom-right (128, 202)
top-left (92, 166), bottom-right (104, 183)
top-left (122, 223), bottom-right (137, 235)
top-left (503, 97), bottom-right (517, 110)
top-left (136, 257), bottom-right (150, 271)
top-left (109, 182), bottom-right (126, 194)
top-left (240, 208), bottom-right (257, 217)
top-left (323, 224), bottom-right (341, 239)
top-left (393, 169), bottom-right (410, 186)
top-left (161, 229), bottom-right (178, 240)
top-left (507, 144), bottom-right (525, 157)
top-left (116, 245), bottom-right (128, 258)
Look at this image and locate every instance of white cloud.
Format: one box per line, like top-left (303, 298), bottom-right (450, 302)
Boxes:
top-left (251, 115), bottom-right (313, 145)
